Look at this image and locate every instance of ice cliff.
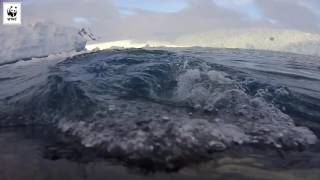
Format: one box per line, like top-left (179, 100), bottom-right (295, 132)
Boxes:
top-left (0, 22), bottom-right (87, 65)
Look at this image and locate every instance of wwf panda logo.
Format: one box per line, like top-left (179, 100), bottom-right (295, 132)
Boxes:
top-left (7, 6), bottom-right (18, 17)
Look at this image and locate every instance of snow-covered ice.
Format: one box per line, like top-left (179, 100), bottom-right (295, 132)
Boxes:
top-left (0, 22), bottom-right (87, 65)
top-left (174, 28), bottom-right (320, 56)
top-left (87, 28), bottom-right (320, 57)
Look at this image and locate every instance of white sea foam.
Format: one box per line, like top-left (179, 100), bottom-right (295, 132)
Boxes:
top-left (54, 68), bottom-right (317, 162)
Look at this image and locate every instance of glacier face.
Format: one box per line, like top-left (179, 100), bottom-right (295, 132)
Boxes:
top-left (0, 22), bottom-right (87, 65)
top-left (174, 29), bottom-right (320, 56)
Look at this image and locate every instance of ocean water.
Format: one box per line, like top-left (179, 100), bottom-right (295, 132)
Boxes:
top-left (0, 48), bottom-right (320, 179)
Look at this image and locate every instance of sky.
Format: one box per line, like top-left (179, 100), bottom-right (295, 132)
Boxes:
top-left (3, 0), bottom-right (320, 41)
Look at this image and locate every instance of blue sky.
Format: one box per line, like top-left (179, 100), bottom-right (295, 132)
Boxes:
top-left (114, 0), bottom-right (188, 13)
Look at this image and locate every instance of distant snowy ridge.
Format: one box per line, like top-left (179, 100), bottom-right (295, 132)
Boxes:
top-left (86, 40), bottom-right (182, 50)
top-left (0, 22), bottom-right (88, 65)
top-left (174, 29), bottom-right (320, 56)
top-left (87, 28), bottom-right (320, 57)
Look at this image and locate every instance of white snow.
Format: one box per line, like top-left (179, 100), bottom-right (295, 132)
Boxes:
top-left (174, 28), bottom-right (320, 56)
top-left (0, 22), bottom-right (87, 65)
top-left (86, 40), bottom-right (182, 50)
top-left (87, 28), bottom-right (320, 56)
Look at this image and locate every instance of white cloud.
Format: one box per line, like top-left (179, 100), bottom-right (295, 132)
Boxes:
top-left (21, 0), bottom-right (320, 41)
top-left (254, 0), bottom-right (320, 32)
top-left (221, 0), bottom-right (254, 5)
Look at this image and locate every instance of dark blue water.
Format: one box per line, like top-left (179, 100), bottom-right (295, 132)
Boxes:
top-left (0, 48), bottom-right (320, 178)
top-left (174, 48), bottom-right (320, 128)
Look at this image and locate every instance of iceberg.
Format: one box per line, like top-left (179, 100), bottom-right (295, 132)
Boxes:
top-left (0, 22), bottom-right (87, 65)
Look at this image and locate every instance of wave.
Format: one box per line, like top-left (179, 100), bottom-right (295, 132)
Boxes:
top-left (0, 48), bottom-right (318, 168)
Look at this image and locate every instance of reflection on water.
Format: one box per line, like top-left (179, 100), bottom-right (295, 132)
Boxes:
top-left (0, 127), bottom-right (319, 180)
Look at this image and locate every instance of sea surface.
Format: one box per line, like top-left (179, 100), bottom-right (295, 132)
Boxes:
top-left (0, 48), bottom-right (320, 180)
